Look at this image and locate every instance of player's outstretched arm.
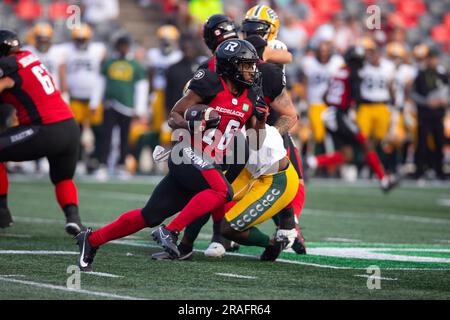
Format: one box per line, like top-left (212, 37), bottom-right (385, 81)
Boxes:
top-left (0, 77), bottom-right (14, 93)
top-left (168, 89), bottom-right (203, 130)
top-left (271, 88), bottom-right (298, 135)
top-left (263, 47), bottom-right (293, 64)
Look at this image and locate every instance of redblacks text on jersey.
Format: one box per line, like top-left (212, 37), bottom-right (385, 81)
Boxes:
top-left (0, 50), bottom-right (73, 125)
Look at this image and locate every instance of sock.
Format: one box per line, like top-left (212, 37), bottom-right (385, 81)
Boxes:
top-left (55, 179), bottom-right (78, 208)
top-left (167, 189), bottom-right (227, 232)
top-left (0, 195), bottom-right (7, 209)
top-left (0, 163), bottom-right (8, 196)
top-left (365, 151), bottom-right (385, 180)
top-left (278, 207), bottom-right (296, 229)
top-left (63, 204), bottom-right (80, 220)
top-left (88, 209), bottom-right (147, 247)
top-left (182, 213), bottom-right (211, 246)
top-left (315, 152), bottom-right (345, 168)
top-left (239, 227), bottom-right (270, 248)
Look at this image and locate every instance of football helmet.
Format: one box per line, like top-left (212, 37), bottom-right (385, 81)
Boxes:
top-left (32, 23), bottom-right (54, 53)
top-left (0, 29), bottom-right (21, 57)
top-left (215, 39), bottom-right (260, 88)
top-left (203, 14), bottom-right (238, 52)
top-left (243, 5), bottom-right (279, 41)
top-left (71, 23), bottom-right (92, 50)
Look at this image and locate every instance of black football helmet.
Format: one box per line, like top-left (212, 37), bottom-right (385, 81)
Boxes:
top-left (0, 30), bottom-right (21, 57)
top-left (215, 39), bottom-right (260, 88)
top-left (344, 46), bottom-right (365, 70)
top-left (203, 14), bottom-right (238, 52)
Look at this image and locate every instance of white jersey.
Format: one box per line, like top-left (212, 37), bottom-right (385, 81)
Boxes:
top-left (60, 42), bottom-right (106, 100)
top-left (359, 58), bottom-right (395, 103)
top-left (393, 63), bottom-right (417, 107)
top-left (301, 55), bottom-right (344, 104)
top-left (146, 48), bottom-right (182, 90)
top-left (23, 44), bottom-right (65, 90)
top-left (246, 125), bottom-right (287, 178)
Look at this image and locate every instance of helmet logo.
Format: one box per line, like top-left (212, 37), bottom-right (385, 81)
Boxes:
top-left (193, 70), bottom-right (205, 80)
top-left (223, 41), bottom-right (240, 54)
top-left (214, 30), bottom-right (221, 36)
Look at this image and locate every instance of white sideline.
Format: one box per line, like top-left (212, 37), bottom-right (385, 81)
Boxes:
top-left (215, 273), bottom-right (257, 279)
top-left (0, 276), bottom-right (145, 300)
top-left (0, 250), bottom-right (78, 255)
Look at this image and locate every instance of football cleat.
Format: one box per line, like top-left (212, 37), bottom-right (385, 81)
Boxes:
top-left (75, 228), bottom-right (98, 272)
top-left (204, 242), bottom-right (226, 257)
top-left (0, 207), bottom-right (13, 228)
top-left (225, 241), bottom-right (240, 253)
top-left (260, 235), bottom-right (289, 261)
top-left (151, 225), bottom-right (180, 258)
top-left (277, 228), bottom-right (298, 250)
top-left (291, 224), bottom-right (307, 255)
top-left (151, 244), bottom-right (194, 261)
top-left (380, 175), bottom-right (401, 194)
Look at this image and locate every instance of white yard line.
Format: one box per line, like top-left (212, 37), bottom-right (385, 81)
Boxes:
top-left (437, 199), bottom-right (450, 207)
top-left (82, 272), bottom-right (123, 278)
top-left (324, 237), bottom-right (362, 243)
top-left (215, 273), bottom-right (257, 279)
top-left (0, 276), bottom-right (145, 300)
top-left (354, 274), bottom-right (398, 281)
top-left (0, 233), bottom-right (32, 238)
top-left (0, 250), bottom-right (78, 255)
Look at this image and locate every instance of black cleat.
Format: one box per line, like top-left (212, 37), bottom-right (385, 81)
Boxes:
top-left (260, 236), bottom-right (289, 262)
top-left (291, 224), bottom-right (307, 255)
top-left (75, 228), bottom-right (98, 271)
top-left (151, 225), bottom-right (180, 258)
top-left (0, 207), bottom-right (13, 229)
top-left (151, 243), bottom-right (193, 261)
top-left (380, 175), bottom-right (401, 194)
top-left (65, 210), bottom-right (86, 236)
top-left (225, 241), bottom-right (240, 253)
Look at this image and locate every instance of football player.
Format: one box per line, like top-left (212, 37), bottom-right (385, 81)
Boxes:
top-left (75, 39), bottom-right (270, 270)
top-left (305, 47), bottom-right (399, 192)
top-left (24, 23), bottom-right (67, 96)
top-left (0, 30), bottom-right (85, 234)
top-left (60, 23), bottom-right (106, 173)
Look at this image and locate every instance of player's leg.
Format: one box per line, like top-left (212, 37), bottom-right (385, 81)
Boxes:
top-left (0, 125), bottom-right (48, 228)
top-left (47, 119), bottom-right (84, 235)
top-left (221, 162), bottom-right (299, 261)
top-left (96, 104), bottom-right (116, 179)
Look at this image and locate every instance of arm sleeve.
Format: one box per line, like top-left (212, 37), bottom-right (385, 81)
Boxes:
top-left (89, 75), bottom-right (106, 110)
top-left (0, 56), bottom-right (19, 78)
top-left (260, 63), bottom-right (285, 102)
top-left (187, 69), bottom-right (222, 103)
top-left (134, 79), bottom-right (149, 117)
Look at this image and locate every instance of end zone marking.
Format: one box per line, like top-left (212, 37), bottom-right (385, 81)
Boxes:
top-left (215, 273), bottom-right (257, 279)
top-left (0, 276), bottom-right (145, 300)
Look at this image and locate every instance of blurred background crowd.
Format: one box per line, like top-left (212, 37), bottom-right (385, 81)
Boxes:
top-left (0, 0), bottom-right (449, 183)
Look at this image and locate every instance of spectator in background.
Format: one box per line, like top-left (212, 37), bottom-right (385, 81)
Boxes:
top-left (95, 35), bottom-right (149, 180)
top-left (278, 13), bottom-right (308, 56)
top-left (81, 0), bottom-right (120, 41)
top-left (146, 25), bottom-right (182, 140)
top-left (411, 49), bottom-right (449, 181)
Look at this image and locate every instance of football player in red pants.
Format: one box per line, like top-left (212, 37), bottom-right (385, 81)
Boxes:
top-left (75, 39), bottom-right (270, 271)
top-left (0, 30), bottom-right (84, 234)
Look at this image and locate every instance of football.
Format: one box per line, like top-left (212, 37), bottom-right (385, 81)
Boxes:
top-left (184, 104), bottom-right (220, 123)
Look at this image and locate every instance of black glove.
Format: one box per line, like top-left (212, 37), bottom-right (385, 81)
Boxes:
top-left (188, 112), bottom-right (221, 133)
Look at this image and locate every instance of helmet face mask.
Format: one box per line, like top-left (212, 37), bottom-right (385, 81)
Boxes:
top-left (242, 20), bottom-right (271, 40)
top-left (35, 36), bottom-right (51, 53)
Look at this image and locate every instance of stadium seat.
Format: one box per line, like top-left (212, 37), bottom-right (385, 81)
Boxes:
top-left (14, 0), bottom-right (42, 22)
top-left (431, 24), bottom-right (449, 47)
top-left (48, 1), bottom-right (71, 21)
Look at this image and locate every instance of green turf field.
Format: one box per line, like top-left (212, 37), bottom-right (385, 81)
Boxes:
top-left (1, 176), bottom-right (450, 300)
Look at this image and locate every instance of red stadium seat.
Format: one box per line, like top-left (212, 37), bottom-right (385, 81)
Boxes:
top-left (397, 0), bottom-right (426, 17)
top-left (431, 24), bottom-right (449, 44)
top-left (444, 14), bottom-right (450, 29)
top-left (48, 1), bottom-right (71, 21)
top-left (14, 0), bottom-right (42, 22)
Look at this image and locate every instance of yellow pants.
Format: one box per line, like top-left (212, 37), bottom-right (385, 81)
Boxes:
top-left (225, 160), bottom-right (299, 231)
top-left (308, 103), bottom-right (327, 143)
top-left (70, 100), bottom-right (103, 126)
top-left (356, 103), bottom-right (390, 141)
top-left (151, 90), bottom-right (166, 133)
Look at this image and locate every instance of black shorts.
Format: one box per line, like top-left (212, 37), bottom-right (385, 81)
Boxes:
top-left (141, 146), bottom-right (233, 227)
top-left (323, 107), bottom-right (361, 149)
top-left (0, 118), bottom-right (80, 183)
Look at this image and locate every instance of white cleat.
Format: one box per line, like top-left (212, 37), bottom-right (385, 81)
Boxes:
top-left (204, 242), bottom-right (226, 258)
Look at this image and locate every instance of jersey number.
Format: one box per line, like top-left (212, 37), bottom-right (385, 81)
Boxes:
top-left (203, 119), bottom-right (241, 151)
top-left (31, 64), bottom-right (55, 95)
